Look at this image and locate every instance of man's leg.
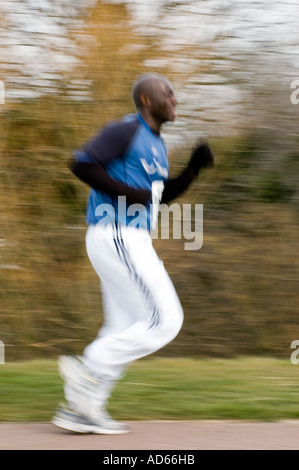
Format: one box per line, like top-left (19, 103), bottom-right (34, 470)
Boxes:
top-left (82, 224), bottom-right (183, 382)
top-left (54, 224), bottom-right (183, 433)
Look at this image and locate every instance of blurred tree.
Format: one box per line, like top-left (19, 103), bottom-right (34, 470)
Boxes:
top-left (0, 0), bottom-right (298, 360)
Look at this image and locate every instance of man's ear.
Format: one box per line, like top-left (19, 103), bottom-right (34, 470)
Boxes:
top-left (140, 93), bottom-right (151, 108)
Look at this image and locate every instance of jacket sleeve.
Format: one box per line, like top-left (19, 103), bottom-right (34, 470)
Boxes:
top-left (161, 142), bottom-right (215, 203)
top-left (160, 168), bottom-right (194, 204)
top-left (70, 158), bottom-right (151, 205)
top-left (69, 119), bottom-right (151, 205)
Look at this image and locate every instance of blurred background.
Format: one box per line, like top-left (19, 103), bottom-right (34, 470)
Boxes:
top-left (0, 0), bottom-right (299, 361)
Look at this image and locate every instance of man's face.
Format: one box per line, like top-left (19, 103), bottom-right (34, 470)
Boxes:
top-left (148, 79), bottom-right (178, 124)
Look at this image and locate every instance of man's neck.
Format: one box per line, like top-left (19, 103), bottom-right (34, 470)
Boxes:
top-left (138, 109), bottom-right (161, 135)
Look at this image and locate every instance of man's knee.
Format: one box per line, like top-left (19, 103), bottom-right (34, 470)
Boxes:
top-left (148, 307), bottom-right (183, 352)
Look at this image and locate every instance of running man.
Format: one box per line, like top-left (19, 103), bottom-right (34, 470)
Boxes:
top-left (52, 73), bottom-right (214, 434)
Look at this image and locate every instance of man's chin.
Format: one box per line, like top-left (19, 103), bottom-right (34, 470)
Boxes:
top-left (161, 113), bottom-right (176, 124)
top-left (167, 113), bottom-right (177, 122)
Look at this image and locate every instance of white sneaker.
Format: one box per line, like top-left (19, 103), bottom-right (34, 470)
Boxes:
top-left (52, 403), bottom-right (129, 435)
top-left (58, 355), bottom-right (120, 426)
top-left (58, 355), bottom-right (99, 389)
top-left (59, 355), bottom-right (108, 413)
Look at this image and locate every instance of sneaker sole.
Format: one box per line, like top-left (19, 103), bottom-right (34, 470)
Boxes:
top-left (52, 416), bottom-right (129, 435)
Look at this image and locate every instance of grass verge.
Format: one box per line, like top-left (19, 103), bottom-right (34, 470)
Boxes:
top-left (0, 356), bottom-right (298, 422)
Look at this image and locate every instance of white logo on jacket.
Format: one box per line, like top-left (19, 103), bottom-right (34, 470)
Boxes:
top-left (140, 157), bottom-right (168, 178)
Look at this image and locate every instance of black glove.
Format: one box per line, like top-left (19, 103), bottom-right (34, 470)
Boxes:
top-left (187, 142), bottom-right (215, 178)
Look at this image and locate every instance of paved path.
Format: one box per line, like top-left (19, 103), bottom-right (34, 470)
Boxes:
top-left (1, 420), bottom-right (299, 450)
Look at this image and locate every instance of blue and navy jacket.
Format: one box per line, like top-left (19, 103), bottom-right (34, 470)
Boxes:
top-left (74, 114), bottom-right (169, 231)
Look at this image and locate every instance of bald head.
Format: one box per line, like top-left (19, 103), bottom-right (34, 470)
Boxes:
top-left (132, 73), bottom-right (173, 110)
top-left (131, 73), bottom-right (177, 131)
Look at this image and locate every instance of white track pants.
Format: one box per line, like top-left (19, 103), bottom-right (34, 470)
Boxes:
top-left (82, 223), bottom-right (184, 386)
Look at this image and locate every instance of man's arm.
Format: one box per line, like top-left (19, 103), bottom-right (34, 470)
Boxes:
top-left (69, 158), bottom-right (151, 205)
top-left (70, 118), bottom-right (151, 205)
top-left (161, 142), bottom-right (214, 204)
